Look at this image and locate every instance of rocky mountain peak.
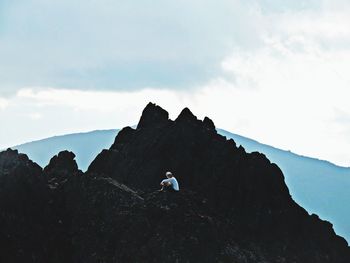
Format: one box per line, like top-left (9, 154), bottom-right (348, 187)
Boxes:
top-left (43, 150), bottom-right (80, 186)
top-left (175, 107), bottom-right (197, 123)
top-left (0, 148), bottom-right (41, 174)
top-left (44, 151), bottom-right (78, 173)
top-left (110, 126), bottom-right (136, 150)
top-left (203, 116), bottom-right (216, 130)
top-left (137, 102), bottom-right (169, 129)
top-left (1, 103), bottom-right (349, 263)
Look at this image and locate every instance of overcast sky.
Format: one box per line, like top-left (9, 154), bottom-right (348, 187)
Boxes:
top-left (1, 0), bottom-right (350, 166)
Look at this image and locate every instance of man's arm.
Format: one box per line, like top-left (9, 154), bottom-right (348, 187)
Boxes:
top-left (160, 178), bottom-right (172, 186)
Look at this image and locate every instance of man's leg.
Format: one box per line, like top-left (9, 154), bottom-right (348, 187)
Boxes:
top-left (165, 185), bottom-right (177, 192)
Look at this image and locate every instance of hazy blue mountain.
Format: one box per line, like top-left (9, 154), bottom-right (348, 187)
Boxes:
top-left (13, 129), bottom-right (119, 171)
top-left (12, 128), bottom-right (350, 242)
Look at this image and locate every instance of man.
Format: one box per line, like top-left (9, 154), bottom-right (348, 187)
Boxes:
top-left (160, 171), bottom-right (179, 192)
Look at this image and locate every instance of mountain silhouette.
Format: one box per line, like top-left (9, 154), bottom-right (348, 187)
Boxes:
top-left (12, 122), bottom-right (350, 242)
top-left (1, 102), bottom-right (349, 262)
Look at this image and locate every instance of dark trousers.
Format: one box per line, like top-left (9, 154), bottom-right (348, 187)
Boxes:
top-left (163, 185), bottom-right (178, 193)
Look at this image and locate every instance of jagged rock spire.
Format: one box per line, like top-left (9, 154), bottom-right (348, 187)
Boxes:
top-left (203, 116), bottom-right (215, 130)
top-left (0, 148), bottom-right (41, 172)
top-left (44, 151), bottom-right (78, 174)
top-left (43, 151), bottom-right (80, 187)
top-left (137, 102), bottom-right (169, 129)
top-left (175, 107), bottom-right (198, 123)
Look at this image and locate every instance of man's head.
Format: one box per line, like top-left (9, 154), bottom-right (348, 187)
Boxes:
top-left (166, 171), bottom-right (173, 178)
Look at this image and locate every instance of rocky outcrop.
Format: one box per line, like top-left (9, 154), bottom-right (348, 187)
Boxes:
top-left (0, 103), bottom-right (349, 262)
top-left (137, 102), bottom-right (169, 129)
top-left (44, 150), bottom-right (82, 188)
top-left (0, 149), bottom-right (51, 262)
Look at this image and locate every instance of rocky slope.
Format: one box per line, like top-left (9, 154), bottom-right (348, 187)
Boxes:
top-left (12, 126), bottom-right (350, 242)
top-left (0, 103), bottom-right (349, 262)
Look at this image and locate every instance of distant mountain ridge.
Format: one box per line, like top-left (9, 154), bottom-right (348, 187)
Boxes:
top-left (12, 129), bottom-right (119, 171)
top-left (11, 127), bottom-right (350, 243)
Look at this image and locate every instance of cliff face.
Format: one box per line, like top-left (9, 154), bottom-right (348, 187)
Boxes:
top-left (0, 103), bottom-right (349, 263)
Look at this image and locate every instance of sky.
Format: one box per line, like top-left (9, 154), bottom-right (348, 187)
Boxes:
top-left (1, 0), bottom-right (350, 166)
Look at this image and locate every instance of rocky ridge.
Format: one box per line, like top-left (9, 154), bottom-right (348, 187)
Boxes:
top-left (0, 103), bottom-right (349, 263)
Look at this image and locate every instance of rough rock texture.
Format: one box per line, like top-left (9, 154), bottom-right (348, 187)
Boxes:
top-left (0, 103), bottom-right (349, 262)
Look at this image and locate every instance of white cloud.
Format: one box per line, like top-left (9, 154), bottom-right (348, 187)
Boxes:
top-left (28, 112), bottom-right (42, 120)
top-left (215, 6), bottom-right (350, 166)
top-left (16, 87), bottom-right (187, 115)
top-left (9, 56), bottom-right (350, 166)
top-left (0, 0), bottom-right (264, 94)
top-left (1, 0), bottom-right (350, 167)
top-left (0, 98), bottom-right (9, 110)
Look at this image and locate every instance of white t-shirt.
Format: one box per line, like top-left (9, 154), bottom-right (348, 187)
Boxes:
top-left (161, 177), bottom-right (179, 191)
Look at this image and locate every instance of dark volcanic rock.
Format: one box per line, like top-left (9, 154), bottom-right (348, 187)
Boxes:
top-left (0, 104), bottom-right (350, 263)
top-left (137, 102), bottom-right (169, 129)
top-left (44, 150), bottom-right (82, 187)
top-left (0, 149), bottom-right (51, 262)
top-left (44, 151), bottom-right (79, 175)
top-left (88, 103), bottom-right (350, 262)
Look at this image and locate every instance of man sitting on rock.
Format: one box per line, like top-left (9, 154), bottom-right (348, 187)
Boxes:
top-left (160, 171), bottom-right (179, 192)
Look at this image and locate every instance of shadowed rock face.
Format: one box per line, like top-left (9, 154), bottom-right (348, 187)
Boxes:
top-left (89, 103), bottom-right (296, 223)
top-left (0, 103), bottom-right (350, 263)
top-left (0, 149), bottom-right (50, 262)
top-left (44, 150), bottom-right (82, 188)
